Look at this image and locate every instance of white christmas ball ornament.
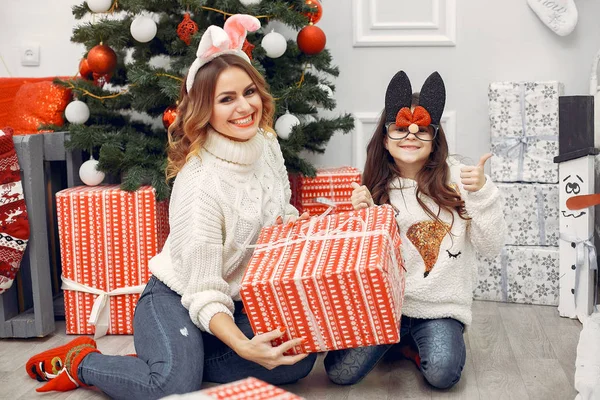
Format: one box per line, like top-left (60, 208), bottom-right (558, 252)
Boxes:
top-left (87, 0), bottom-right (112, 13)
top-left (318, 84), bottom-right (333, 99)
top-left (239, 0), bottom-right (261, 5)
top-left (79, 158), bottom-right (105, 186)
top-left (261, 30), bottom-right (287, 58)
top-left (275, 111), bottom-right (300, 140)
top-left (65, 100), bottom-right (90, 125)
top-left (130, 16), bottom-right (157, 43)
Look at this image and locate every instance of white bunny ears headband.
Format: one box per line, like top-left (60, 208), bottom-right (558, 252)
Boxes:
top-left (185, 14), bottom-right (261, 93)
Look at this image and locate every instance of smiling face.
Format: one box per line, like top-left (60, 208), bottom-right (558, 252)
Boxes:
top-left (562, 174), bottom-right (587, 219)
top-left (209, 66), bottom-right (263, 142)
top-left (385, 130), bottom-right (433, 172)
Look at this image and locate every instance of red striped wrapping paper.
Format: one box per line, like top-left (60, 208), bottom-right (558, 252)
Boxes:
top-left (200, 377), bottom-right (303, 399)
top-left (241, 205), bottom-right (405, 354)
top-left (56, 185), bottom-right (169, 336)
top-left (288, 167), bottom-right (361, 215)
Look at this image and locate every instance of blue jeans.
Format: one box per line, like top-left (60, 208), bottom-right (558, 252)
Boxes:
top-left (324, 315), bottom-right (466, 389)
top-left (77, 276), bottom-right (317, 400)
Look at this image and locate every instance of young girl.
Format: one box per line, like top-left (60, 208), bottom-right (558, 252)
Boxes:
top-left (325, 70), bottom-right (506, 389)
top-left (25, 15), bottom-right (315, 399)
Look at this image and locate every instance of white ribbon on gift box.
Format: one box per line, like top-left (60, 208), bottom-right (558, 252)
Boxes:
top-left (247, 209), bottom-right (402, 352)
top-left (559, 234), bottom-right (598, 309)
top-left (61, 276), bottom-right (146, 339)
top-left (492, 83), bottom-right (558, 181)
top-left (535, 186), bottom-right (549, 246)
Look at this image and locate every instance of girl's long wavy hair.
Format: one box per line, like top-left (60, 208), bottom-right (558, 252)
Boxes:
top-left (166, 54), bottom-right (275, 181)
top-left (362, 93), bottom-right (469, 229)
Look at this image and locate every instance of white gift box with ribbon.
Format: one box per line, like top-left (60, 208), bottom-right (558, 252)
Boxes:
top-left (475, 245), bottom-right (560, 306)
top-left (488, 81), bottom-right (563, 183)
top-left (498, 182), bottom-right (559, 246)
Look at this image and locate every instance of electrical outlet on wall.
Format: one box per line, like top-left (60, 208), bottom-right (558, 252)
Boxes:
top-left (20, 42), bottom-right (40, 66)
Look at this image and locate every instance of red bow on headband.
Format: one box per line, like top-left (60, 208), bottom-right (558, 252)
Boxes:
top-left (395, 106), bottom-right (432, 128)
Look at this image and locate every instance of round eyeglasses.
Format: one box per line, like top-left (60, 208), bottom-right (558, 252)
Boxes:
top-left (386, 123), bottom-right (439, 142)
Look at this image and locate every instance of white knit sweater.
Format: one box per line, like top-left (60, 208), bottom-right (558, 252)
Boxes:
top-left (390, 158), bottom-right (506, 326)
top-left (149, 128), bottom-right (298, 334)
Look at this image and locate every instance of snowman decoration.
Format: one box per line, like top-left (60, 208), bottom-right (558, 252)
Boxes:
top-left (554, 95), bottom-right (599, 321)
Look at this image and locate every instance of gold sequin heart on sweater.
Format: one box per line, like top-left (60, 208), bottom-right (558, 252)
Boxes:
top-left (407, 220), bottom-right (449, 277)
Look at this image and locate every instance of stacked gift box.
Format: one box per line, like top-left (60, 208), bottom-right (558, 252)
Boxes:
top-left (289, 167), bottom-right (361, 216)
top-left (474, 81), bottom-right (563, 306)
top-left (56, 185), bottom-right (169, 337)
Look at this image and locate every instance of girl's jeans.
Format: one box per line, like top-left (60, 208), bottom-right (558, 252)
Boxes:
top-left (324, 315), bottom-right (466, 389)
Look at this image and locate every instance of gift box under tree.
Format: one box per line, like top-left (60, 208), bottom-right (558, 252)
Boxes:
top-left (498, 182), bottom-right (559, 246)
top-left (488, 81), bottom-right (563, 183)
top-left (289, 167), bottom-right (361, 215)
top-left (475, 245), bottom-right (559, 306)
top-left (241, 204), bottom-right (405, 354)
top-left (56, 185), bottom-right (169, 337)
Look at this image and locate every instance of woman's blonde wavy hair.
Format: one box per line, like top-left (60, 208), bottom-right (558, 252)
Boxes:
top-left (166, 54), bottom-right (275, 181)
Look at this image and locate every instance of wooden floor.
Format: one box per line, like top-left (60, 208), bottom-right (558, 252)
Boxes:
top-left (0, 301), bottom-right (581, 400)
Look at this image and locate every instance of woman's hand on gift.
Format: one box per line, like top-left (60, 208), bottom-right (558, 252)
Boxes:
top-left (351, 182), bottom-right (374, 210)
top-left (276, 212), bottom-right (309, 225)
top-left (235, 328), bottom-right (308, 370)
top-left (460, 153), bottom-right (492, 192)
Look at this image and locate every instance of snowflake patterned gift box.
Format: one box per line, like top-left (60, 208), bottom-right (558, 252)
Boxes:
top-left (488, 81), bottom-right (564, 183)
top-left (474, 245), bottom-right (559, 306)
top-left (498, 183), bottom-right (559, 246)
top-left (56, 185), bottom-right (169, 337)
top-left (288, 167), bottom-right (361, 216)
top-left (241, 204), bottom-right (405, 354)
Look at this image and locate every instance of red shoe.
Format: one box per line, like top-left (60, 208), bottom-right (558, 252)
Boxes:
top-left (399, 344), bottom-right (421, 369)
top-left (26, 337), bottom-right (96, 382)
top-left (26, 337), bottom-right (99, 392)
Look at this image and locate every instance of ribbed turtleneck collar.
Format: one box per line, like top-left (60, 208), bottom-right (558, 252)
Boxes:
top-left (202, 127), bottom-right (264, 165)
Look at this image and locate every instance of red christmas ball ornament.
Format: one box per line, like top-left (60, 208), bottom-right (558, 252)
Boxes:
top-left (297, 25), bottom-right (326, 55)
top-left (242, 39), bottom-right (255, 61)
top-left (79, 58), bottom-right (93, 80)
top-left (177, 13), bottom-right (199, 46)
top-left (87, 44), bottom-right (117, 75)
top-left (304, 0), bottom-right (323, 24)
top-left (162, 105), bottom-right (178, 129)
top-left (92, 72), bottom-right (112, 88)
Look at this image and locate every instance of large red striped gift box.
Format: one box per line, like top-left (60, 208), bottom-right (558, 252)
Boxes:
top-left (197, 377), bottom-right (303, 400)
top-left (56, 185), bottom-right (169, 337)
top-left (241, 204), bottom-right (405, 354)
top-left (288, 167), bottom-right (361, 215)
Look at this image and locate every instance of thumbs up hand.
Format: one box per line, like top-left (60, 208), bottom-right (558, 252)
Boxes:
top-left (350, 182), bottom-right (374, 210)
top-left (460, 153), bottom-right (492, 193)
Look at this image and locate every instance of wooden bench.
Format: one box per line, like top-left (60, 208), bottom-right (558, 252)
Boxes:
top-left (0, 132), bottom-right (82, 338)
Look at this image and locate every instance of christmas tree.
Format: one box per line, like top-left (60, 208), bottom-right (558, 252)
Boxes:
top-left (59, 0), bottom-right (354, 200)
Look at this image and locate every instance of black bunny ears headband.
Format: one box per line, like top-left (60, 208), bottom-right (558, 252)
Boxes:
top-left (384, 71), bottom-right (446, 130)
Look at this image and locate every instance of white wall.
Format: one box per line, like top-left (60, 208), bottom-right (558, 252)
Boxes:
top-left (2, 0), bottom-right (600, 168)
top-left (0, 0), bottom-right (86, 78)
